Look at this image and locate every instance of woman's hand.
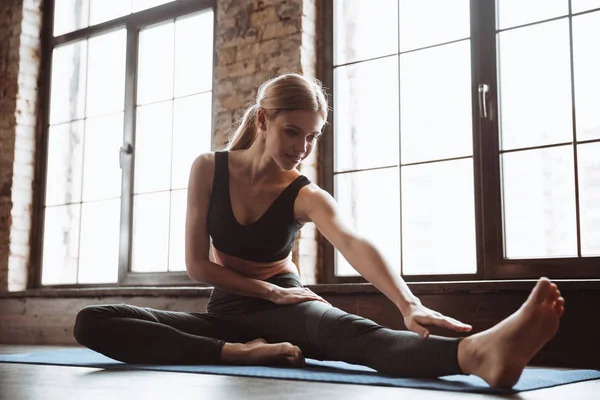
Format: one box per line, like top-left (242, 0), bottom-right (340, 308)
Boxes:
top-left (403, 300), bottom-right (472, 339)
top-left (269, 286), bottom-right (331, 306)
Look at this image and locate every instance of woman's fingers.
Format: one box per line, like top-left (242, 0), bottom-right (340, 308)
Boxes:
top-left (445, 316), bottom-right (472, 331)
top-left (304, 289), bottom-right (330, 305)
top-left (409, 321), bottom-right (430, 339)
top-left (429, 315), bottom-right (472, 332)
top-left (414, 314), bottom-right (472, 333)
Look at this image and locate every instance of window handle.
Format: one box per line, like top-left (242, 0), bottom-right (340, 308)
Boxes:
top-left (119, 143), bottom-right (133, 169)
top-left (478, 83), bottom-right (491, 121)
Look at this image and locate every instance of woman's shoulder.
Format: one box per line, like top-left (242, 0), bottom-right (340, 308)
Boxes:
top-left (189, 152), bottom-right (218, 188)
top-left (294, 182), bottom-right (342, 224)
top-left (297, 181), bottom-right (330, 202)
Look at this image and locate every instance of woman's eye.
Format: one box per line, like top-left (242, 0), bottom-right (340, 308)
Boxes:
top-left (287, 130), bottom-right (299, 136)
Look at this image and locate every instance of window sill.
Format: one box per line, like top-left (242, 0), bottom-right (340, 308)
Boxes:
top-left (1, 279), bottom-right (599, 298)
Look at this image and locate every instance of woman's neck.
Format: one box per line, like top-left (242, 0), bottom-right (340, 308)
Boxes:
top-left (235, 140), bottom-right (285, 185)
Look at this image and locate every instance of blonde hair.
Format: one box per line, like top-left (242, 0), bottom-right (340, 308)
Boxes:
top-left (224, 73), bottom-right (329, 151)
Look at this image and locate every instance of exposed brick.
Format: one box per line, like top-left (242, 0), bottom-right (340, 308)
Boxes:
top-left (249, 6), bottom-right (278, 28)
top-left (236, 43), bottom-right (253, 60)
top-left (277, 2), bottom-right (302, 19)
top-left (214, 111), bottom-right (235, 131)
top-left (9, 228), bottom-right (29, 246)
top-left (253, 0), bottom-right (290, 10)
top-left (216, 59), bottom-right (257, 80)
top-left (261, 19), bottom-right (300, 41)
top-left (216, 28), bottom-right (258, 49)
top-left (10, 242), bottom-right (31, 258)
top-left (217, 47), bottom-right (236, 65)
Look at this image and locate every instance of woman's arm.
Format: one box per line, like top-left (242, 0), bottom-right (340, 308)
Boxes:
top-left (296, 184), bottom-right (419, 314)
top-left (297, 185), bottom-right (471, 337)
top-left (185, 153), bottom-right (326, 305)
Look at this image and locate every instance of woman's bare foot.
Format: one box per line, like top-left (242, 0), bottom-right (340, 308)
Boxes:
top-left (458, 277), bottom-right (565, 388)
top-left (220, 338), bottom-right (305, 367)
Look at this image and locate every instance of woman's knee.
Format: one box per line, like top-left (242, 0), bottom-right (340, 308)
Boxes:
top-left (73, 304), bottom-right (123, 345)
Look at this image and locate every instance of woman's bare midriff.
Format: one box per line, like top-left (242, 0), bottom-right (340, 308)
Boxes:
top-left (211, 246), bottom-right (299, 280)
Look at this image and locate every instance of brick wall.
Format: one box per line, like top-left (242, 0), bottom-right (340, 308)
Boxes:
top-left (0, 0), bottom-right (321, 292)
top-left (0, 0), bottom-right (42, 293)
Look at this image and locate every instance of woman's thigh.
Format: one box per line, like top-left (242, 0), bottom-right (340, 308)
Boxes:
top-left (76, 303), bottom-right (250, 343)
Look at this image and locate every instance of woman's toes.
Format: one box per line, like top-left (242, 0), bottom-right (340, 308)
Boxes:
top-left (531, 278), bottom-right (553, 304)
top-left (547, 289), bottom-right (561, 305)
top-left (554, 297), bottom-right (565, 315)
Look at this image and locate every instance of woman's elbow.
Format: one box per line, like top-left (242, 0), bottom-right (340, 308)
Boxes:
top-left (186, 259), bottom-right (208, 282)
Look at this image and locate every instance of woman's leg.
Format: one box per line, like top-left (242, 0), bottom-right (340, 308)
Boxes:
top-left (73, 303), bottom-right (248, 364)
top-left (238, 278), bottom-right (564, 388)
top-left (237, 300), bottom-right (461, 378)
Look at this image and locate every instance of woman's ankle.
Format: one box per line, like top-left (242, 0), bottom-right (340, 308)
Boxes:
top-left (220, 342), bottom-right (245, 364)
top-left (457, 335), bottom-right (480, 375)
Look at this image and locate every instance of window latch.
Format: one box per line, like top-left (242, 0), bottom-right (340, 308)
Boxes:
top-left (119, 143), bottom-right (133, 169)
top-left (478, 83), bottom-right (492, 121)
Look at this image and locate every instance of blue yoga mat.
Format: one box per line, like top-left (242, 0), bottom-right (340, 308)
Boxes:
top-left (1, 347), bottom-right (599, 394)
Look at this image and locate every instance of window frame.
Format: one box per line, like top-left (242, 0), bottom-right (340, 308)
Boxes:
top-left (32, 0), bottom-right (217, 288)
top-left (317, 0), bottom-right (600, 284)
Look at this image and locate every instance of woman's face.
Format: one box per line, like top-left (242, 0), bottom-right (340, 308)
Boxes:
top-left (259, 109), bottom-right (325, 171)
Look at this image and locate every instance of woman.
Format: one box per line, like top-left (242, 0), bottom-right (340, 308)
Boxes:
top-left (74, 73), bottom-right (564, 388)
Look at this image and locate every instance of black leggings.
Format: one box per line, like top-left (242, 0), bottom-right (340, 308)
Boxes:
top-left (73, 273), bottom-right (463, 377)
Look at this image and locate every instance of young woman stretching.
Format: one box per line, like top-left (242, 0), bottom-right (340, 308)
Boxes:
top-left (74, 73), bottom-right (565, 388)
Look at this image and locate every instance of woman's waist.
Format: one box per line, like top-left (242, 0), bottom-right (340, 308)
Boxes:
top-left (212, 246), bottom-right (298, 280)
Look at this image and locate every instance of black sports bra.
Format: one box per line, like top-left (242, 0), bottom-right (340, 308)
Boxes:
top-left (207, 151), bottom-right (311, 262)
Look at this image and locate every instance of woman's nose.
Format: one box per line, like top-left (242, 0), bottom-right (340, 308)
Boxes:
top-left (296, 139), bottom-right (308, 153)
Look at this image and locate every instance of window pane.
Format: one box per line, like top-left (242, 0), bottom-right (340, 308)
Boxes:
top-left (498, 20), bottom-right (572, 150)
top-left (169, 189), bottom-right (187, 271)
top-left (399, 0), bottom-right (470, 51)
top-left (578, 143), bottom-right (600, 256)
top-left (334, 56), bottom-right (399, 172)
top-left (132, 192), bottom-right (170, 272)
top-left (41, 204), bottom-right (81, 285)
top-left (49, 40), bottom-right (87, 125)
top-left (78, 199), bottom-right (120, 283)
top-left (174, 10), bottom-right (214, 97)
top-left (134, 101), bottom-right (173, 194)
top-left (82, 112), bottom-right (123, 201)
top-left (89, 0), bottom-right (131, 25)
top-left (334, 0), bottom-right (398, 65)
top-left (335, 168), bottom-right (400, 277)
top-left (45, 121), bottom-right (84, 206)
top-left (400, 40), bottom-right (473, 164)
top-left (498, 0), bottom-right (567, 30)
top-left (502, 146), bottom-right (577, 258)
top-left (573, 11), bottom-right (600, 141)
top-left (53, 0), bottom-right (89, 36)
top-left (86, 29), bottom-right (127, 117)
top-left (138, 21), bottom-right (175, 105)
top-left (172, 93), bottom-right (212, 189)
top-left (572, 0), bottom-right (600, 13)
top-left (401, 159), bottom-right (476, 275)
top-left (132, 0), bottom-right (176, 13)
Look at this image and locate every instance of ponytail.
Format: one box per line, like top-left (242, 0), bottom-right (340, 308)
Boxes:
top-left (224, 104), bottom-right (259, 151)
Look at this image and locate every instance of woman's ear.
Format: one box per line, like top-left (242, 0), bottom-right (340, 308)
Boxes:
top-left (256, 108), bottom-right (267, 131)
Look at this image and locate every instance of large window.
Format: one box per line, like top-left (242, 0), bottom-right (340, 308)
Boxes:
top-left (321, 0), bottom-right (600, 282)
top-left (36, 0), bottom-right (215, 287)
